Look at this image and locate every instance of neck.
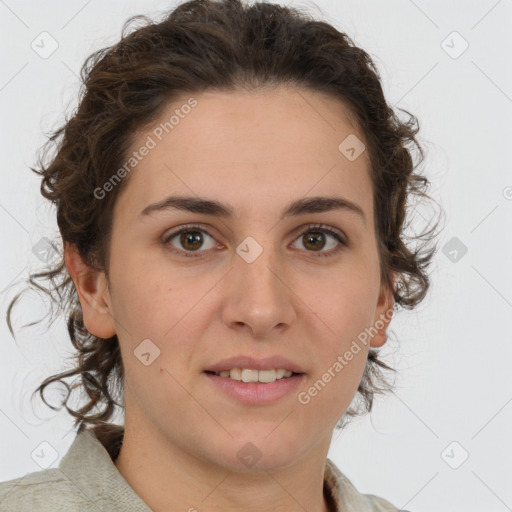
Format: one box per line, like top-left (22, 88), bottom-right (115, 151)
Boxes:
top-left (112, 420), bottom-right (334, 512)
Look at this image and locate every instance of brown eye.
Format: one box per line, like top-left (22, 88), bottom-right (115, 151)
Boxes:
top-left (291, 225), bottom-right (347, 257)
top-left (164, 225), bottom-right (217, 257)
top-left (179, 231), bottom-right (204, 251)
top-left (302, 231), bottom-right (327, 251)
top-left (163, 223), bottom-right (346, 259)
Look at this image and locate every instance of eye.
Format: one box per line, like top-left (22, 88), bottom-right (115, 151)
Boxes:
top-left (163, 223), bottom-right (347, 258)
top-left (290, 224), bottom-right (347, 257)
top-left (163, 224), bottom-right (218, 257)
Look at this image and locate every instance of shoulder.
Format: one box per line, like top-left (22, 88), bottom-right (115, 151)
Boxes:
top-left (362, 493), bottom-right (411, 511)
top-left (1, 425), bottom-right (147, 512)
top-left (0, 469), bottom-right (85, 511)
top-left (324, 458), bottom-right (412, 512)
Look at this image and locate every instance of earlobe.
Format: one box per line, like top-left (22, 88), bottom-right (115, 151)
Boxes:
top-left (64, 242), bottom-right (117, 339)
top-left (369, 272), bottom-right (397, 348)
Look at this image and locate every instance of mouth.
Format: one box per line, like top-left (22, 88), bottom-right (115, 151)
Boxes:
top-left (203, 355), bottom-right (307, 403)
top-left (202, 368), bottom-right (306, 404)
top-left (203, 368), bottom-right (303, 384)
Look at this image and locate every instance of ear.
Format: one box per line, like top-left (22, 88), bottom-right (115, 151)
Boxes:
top-left (64, 242), bottom-right (117, 339)
top-left (369, 271), bottom-right (397, 348)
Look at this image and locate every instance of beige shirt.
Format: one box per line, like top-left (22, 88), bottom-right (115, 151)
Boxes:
top-left (0, 426), bottom-right (407, 511)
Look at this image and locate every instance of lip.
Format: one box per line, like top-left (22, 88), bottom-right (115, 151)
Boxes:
top-left (204, 355), bottom-right (306, 374)
top-left (203, 372), bottom-right (306, 404)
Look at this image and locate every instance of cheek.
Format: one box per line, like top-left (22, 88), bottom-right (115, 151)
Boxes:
top-left (107, 245), bottom-right (176, 334)
top-left (301, 297), bottom-right (371, 430)
top-left (107, 251), bottom-right (214, 385)
top-left (302, 269), bottom-right (378, 406)
top-left (310, 270), bottom-right (379, 348)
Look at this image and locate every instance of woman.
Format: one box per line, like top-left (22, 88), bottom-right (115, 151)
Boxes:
top-left (1, 0), bottom-right (438, 510)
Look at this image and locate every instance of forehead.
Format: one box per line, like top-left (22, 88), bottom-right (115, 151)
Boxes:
top-left (114, 86), bottom-right (373, 224)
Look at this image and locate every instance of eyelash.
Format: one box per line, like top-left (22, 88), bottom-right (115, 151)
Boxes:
top-left (163, 223), bottom-right (347, 259)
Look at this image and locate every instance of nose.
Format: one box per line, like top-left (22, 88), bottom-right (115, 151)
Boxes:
top-left (221, 244), bottom-right (296, 339)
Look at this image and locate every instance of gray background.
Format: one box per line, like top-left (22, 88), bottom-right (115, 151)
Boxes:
top-left (1, 1), bottom-right (511, 511)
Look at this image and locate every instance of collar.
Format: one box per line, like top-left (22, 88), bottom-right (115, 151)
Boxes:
top-left (59, 425), bottom-right (378, 512)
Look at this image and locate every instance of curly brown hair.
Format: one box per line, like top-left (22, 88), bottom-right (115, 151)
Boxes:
top-left (6, 0), bottom-right (441, 435)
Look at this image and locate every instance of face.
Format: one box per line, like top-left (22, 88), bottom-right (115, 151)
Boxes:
top-left (68, 86), bottom-right (394, 471)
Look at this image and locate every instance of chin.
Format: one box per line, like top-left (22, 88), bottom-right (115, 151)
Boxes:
top-left (207, 429), bottom-right (305, 473)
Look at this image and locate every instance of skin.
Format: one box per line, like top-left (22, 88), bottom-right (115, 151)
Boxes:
top-left (65, 86), bottom-right (395, 512)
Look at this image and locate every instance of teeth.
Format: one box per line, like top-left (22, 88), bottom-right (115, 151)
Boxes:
top-left (275, 368), bottom-right (286, 379)
top-left (229, 368), bottom-right (241, 380)
top-left (216, 368), bottom-right (294, 383)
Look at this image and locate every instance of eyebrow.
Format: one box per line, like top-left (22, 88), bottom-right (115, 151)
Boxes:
top-left (139, 195), bottom-right (366, 225)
